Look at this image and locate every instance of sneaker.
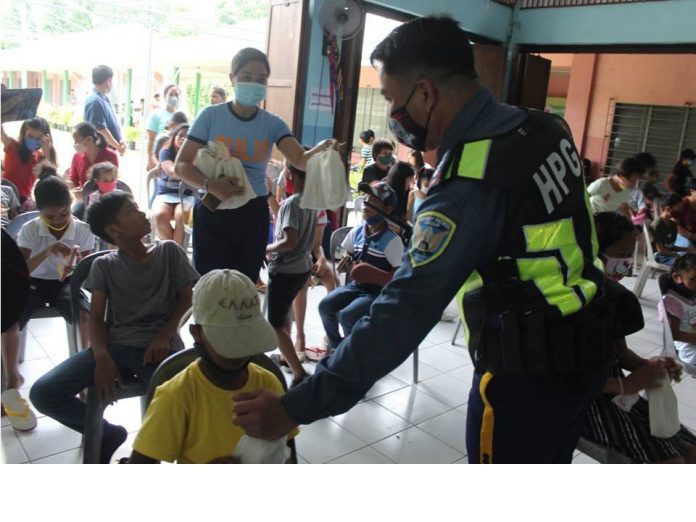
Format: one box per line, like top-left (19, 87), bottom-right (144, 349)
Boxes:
top-left (1, 389), bottom-right (37, 432)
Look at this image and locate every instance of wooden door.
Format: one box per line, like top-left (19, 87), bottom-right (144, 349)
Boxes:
top-left (264, 0), bottom-right (309, 137)
top-left (511, 54), bottom-right (552, 110)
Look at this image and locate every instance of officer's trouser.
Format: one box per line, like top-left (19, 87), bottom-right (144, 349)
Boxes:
top-left (465, 366), bottom-right (607, 463)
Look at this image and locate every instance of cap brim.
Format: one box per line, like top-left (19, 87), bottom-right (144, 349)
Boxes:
top-left (201, 317), bottom-right (278, 359)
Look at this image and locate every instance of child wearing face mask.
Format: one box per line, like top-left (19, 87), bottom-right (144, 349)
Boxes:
top-left (127, 269), bottom-right (297, 464)
top-left (663, 253), bottom-right (696, 369)
top-left (1, 169), bottom-right (94, 431)
top-left (86, 161), bottom-right (119, 210)
top-left (587, 157), bottom-right (646, 219)
top-left (1, 118), bottom-right (57, 205)
top-left (580, 211), bottom-right (696, 463)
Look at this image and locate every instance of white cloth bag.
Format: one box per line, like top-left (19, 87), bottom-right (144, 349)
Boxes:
top-left (231, 434), bottom-right (290, 464)
top-left (300, 149), bottom-right (350, 210)
top-left (647, 370), bottom-right (681, 439)
top-left (193, 141), bottom-right (255, 210)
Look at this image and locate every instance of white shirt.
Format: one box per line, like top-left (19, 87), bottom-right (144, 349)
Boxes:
top-left (587, 177), bottom-right (632, 214)
top-left (16, 217), bottom-right (95, 280)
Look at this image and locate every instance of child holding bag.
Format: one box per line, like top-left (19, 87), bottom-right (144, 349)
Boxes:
top-left (580, 212), bottom-right (696, 463)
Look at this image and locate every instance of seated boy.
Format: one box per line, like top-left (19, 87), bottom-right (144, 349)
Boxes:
top-left (128, 269), bottom-right (295, 464)
top-left (265, 161), bottom-right (317, 386)
top-left (318, 182), bottom-right (404, 353)
top-left (652, 193), bottom-right (693, 266)
top-left (30, 192), bottom-right (198, 463)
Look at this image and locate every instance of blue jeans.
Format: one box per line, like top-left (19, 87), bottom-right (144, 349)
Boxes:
top-left (30, 345), bottom-right (165, 434)
top-left (319, 283), bottom-right (377, 350)
top-left (654, 253), bottom-right (676, 266)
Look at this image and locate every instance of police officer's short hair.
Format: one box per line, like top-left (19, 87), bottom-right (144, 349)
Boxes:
top-left (370, 15), bottom-right (477, 82)
top-left (92, 65), bottom-right (113, 85)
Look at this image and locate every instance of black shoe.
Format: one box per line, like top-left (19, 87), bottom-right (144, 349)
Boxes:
top-left (100, 423), bottom-right (127, 464)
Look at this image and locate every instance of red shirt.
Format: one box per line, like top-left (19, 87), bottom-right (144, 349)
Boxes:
top-left (68, 147), bottom-right (119, 188)
top-left (2, 139), bottom-right (42, 199)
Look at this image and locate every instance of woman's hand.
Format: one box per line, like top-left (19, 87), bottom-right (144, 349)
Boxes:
top-left (94, 353), bottom-right (123, 406)
top-left (208, 177), bottom-right (246, 201)
top-left (650, 356), bottom-right (683, 382)
top-left (40, 134), bottom-right (53, 156)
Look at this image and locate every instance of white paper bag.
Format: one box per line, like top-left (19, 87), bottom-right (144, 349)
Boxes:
top-left (646, 370), bottom-right (681, 438)
top-left (231, 434), bottom-right (290, 464)
top-left (193, 141), bottom-right (255, 210)
top-left (301, 149), bottom-right (350, 210)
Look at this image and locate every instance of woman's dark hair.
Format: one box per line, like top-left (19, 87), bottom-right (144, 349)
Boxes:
top-left (370, 15), bottom-right (476, 82)
top-left (371, 138), bottom-right (394, 160)
top-left (409, 150), bottom-right (425, 172)
top-left (165, 124), bottom-right (190, 157)
top-left (211, 86), bottom-right (227, 101)
top-left (163, 84), bottom-right (177, 97)
top-left (359, 129), bottom-right (375, 143)
top-left (616, 157), bottom-right (646, 179)
top-left (672, 253), bottom-right (696, 277)
top-left (635, 152), bottom-right (656, 170)
top-left (34, 170), bottom-right (71, 209)
top-left (231, 47), bottom-right (270, 76)
top-left (386, 161), bottom-right (415, 217)
top-left (170, 111), bottom-right (188, 126)
top-left (417, 167), bottom-right (434, 190)
top-left (86, 192), bottom-right (131, 244)
top-left (593, 211), bottom-right (635, 254)
top-left (73, 122), bottom-right (106, 150)
top-left (18, 117), bottom-right (56, 165)
top-left (90, 161), bottom-right (118, 181)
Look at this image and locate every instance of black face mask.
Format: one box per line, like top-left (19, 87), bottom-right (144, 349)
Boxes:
top-left (388, 84), bottom-right (434, 152)
top-left (194, 341), bottom-right (251, 388)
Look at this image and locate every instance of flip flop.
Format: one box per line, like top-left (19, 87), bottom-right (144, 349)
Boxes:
top-left (305, 346), bottom-right (328, 362)
top-left (1, 389), bottom-right (37, 432)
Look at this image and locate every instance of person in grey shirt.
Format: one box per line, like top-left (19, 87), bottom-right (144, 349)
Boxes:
top-left (265, 161), bottom-right (316, 387)
top-left (30, 192), bottom-right (198, 463)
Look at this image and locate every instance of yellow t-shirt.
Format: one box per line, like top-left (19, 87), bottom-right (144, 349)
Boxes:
top-left (133, 361), bottom-right (294, 464)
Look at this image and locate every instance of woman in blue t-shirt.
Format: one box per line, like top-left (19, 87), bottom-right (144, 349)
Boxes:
top-left (152, 124), bottom-right (194, 247)
top-left (175, 48), bottom-right (335, 281)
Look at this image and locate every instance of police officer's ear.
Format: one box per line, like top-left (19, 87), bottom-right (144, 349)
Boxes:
top-left (415, 78), bottom-right (439, 112)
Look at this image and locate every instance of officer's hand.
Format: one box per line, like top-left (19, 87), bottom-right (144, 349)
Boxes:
top-left (650, 356), bottom-right (683, 382)
top-left (232, 389), bottom-right (297, 440)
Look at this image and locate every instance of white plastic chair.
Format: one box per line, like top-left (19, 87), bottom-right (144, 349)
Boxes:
top-left (633, 223), bottom-right (670, 298)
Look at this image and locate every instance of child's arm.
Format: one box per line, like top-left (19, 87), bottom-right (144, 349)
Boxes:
top-left (311, 222), bottom-right (329, 277)
top-left (143, 283), bottom-right (193, 366)
top-left (655, 242), bottom-right (678, 256)
top-left (89, 289), bottom-right (123, 405)
top-left (668, 313), bottom-right (696, 344)
top-left (20, 243), bottom-right (73, 274)
top-left (676, 223), bottom-right (696, 242)
top-left (266, 226), bottom-right (298, 254)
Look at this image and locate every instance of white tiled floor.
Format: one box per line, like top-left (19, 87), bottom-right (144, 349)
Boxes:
top-left (2, 273), bottom-right (695, 464)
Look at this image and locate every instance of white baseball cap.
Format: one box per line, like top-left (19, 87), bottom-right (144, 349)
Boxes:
top-left (192, 269), bottom-right (278, 358)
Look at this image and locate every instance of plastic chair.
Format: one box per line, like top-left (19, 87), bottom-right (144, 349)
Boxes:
top-left (146, 168), bottom-right (160, 243)
top-left (346, 195), bottom-right (365, 225)
top-left (576, 437), bottom-right (633, 464)
top-left (329, 226), bottom-right (352, 280)
top-left (179, 182), bottom-right (199, 253)
top-left (69, 251), bottom-right (111, 355)
top-left (5, 211), bottom-right (40, 240)
top-left (2, 178), bottom-right (21, 202)
top-left (143, 348), bottom-right (298, 464)
top-left (633, 223), bottom-right (670, 298)
top-left (6, 211), bottom-right (75, 362)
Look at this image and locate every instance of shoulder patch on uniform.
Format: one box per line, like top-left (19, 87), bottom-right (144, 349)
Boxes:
top-left (408, 211), bottom-right (457, 268)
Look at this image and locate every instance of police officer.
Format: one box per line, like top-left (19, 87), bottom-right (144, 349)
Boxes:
top-left (232, 15), bottom-right (611, 463)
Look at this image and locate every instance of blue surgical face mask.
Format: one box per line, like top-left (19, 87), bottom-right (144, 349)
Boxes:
top-left (24, 136), bottom-right (42, 152)
top-left (234, 82), bottom-right (267, 107)
top-left (167, 96), bottom-right (179, 109)
top-left (365, 214), bottom-right (385, 225)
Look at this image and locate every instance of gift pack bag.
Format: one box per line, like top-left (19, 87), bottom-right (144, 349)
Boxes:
top-left (194, 141), bottom-right (255, 210)
top-left (301, 149), bottom-right (350, 210)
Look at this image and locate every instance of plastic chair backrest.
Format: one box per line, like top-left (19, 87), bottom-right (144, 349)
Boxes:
top-left (70, 250), bottom-right (111, 353)
top-left (146, 167), bottom-right (159, 209)
top-left (179, 181), bottom-right (200, 204)
top-left (143, 348), bottom-right (199, 410)
top-left (116, 180), bottom-right (133, 194)
top-left (353, 195), bottom-right (365, 213)
top-left (1, 178), bottom-right (20, 201)
top-left (329, 226), bottom-right (352, 279)
top-left (6, 211), bottom-right (40, 240)
top-left (643, 223), bottom-right (657, 262)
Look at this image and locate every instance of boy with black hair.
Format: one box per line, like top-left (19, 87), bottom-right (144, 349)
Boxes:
top-left (357, 129), bottom-right (375, 171)
top-left (30, 192), bottom-right (198, 463)
top-left (651, 193), bottom-right (693, 266)
top-left (265, 162), bottom-right (316, 386)
top-left (360, 138), bottom-right (395, 185)
top-left (588, 157), bottom-right (646, 218)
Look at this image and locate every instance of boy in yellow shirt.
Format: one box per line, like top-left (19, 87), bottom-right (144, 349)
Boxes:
top-left (128, 269), bottom-right (294, 464)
